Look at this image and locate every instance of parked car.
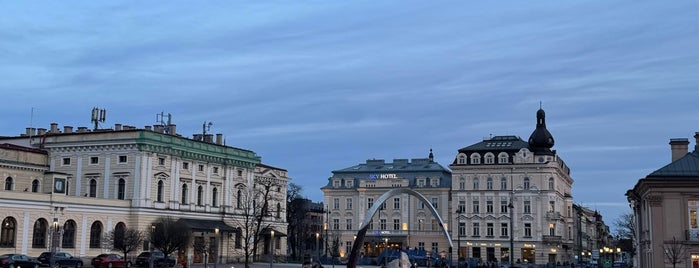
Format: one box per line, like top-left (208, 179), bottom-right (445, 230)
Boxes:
top-left (36, 252), bottom-right (83, 268)
top-left (0, 254), bottom-right (42, 268)
top-left (91, 254), bottom-right (131, 268)
top-left (134, 252), bottom-right (175, 268)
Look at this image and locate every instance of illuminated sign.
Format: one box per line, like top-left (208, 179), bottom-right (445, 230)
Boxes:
top-left (369, 174), bottom-right (398, 180)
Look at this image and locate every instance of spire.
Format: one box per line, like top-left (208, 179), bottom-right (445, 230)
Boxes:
top-left (428, 148), bottom-right (434, 162)
top-left (528, 106), bottom-right (555, 154)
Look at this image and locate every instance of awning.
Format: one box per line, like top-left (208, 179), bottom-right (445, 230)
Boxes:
top-left (261, 227), bottom-right (287, 237)
top-left (177, 219), bottom-right (237, 233)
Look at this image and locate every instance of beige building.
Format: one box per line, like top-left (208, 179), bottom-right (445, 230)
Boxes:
top-left (450, 108), bottom-right (576, 266)
top-left (627, 133), bottom-right (699, 268)
top-left (0, 121), bottom-right (288, 264)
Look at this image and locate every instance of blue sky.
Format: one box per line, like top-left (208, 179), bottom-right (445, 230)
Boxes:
top-left (1, 1), bottom-right (697, 231)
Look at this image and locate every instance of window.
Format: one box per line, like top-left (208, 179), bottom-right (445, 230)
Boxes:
top-left (473, 178), bottom-right (479, 190)
top-left (458, 200), bottom-right (466, 213)
top-left (548, 177), bottom-right (554, 190)
top-left (486, 178), bottom-right (493, 190)
top-left (458, 155), bottom-right (465, 164)
top-left (486, 223), bottom-right (494, 237)
top-left (501, 223), bottom-right (509, 237)
top-left (524, 223), bottom-right (532, 237)
top-left (0, 217), bottom-right (16, 247)
top-left (486, 201), bottom-right (493, 213)
top-left (237, 170), bottom-right (243, 176)
top-left (182, 162), bottom-right (189, 170)
top-left (418, 201), bottom-right (425, 210)
top-left (484, 153), bottom-right (494, 164)
top-left (418, 220), bottom-right (424, 231)
top-left (470, 153), bottom-right (481, 164)
top-left (431, 242), bottom-right (439, 253)
top-left (333, 198), bottom-right (340, 210)
top-left (523, 178), bottom-right (530, 190)
top-left (393, 198), bottom-right (400, 209)
top-left (198, 165), bottom-right (204, 172)
top-left (333, 219), bottom-right (339, 230)
top-left (236, 189), bottom-right (241, 208)
top-left (212, 187), bottom-right (218, 207)
top-left (431, 198), bottom-right (438, 209)
top-left (181, 184), bottom-right (188, 204)
top-left (156, 180), bottom-right (164, 202)
top-left (417, 179), bottom-right (425, 187)
top-left (117, 179), bottom-right (126, 200)
top-left (459, 178), bottom-right (465, 190)
top-left (430, 178), bottom-right (439, 187)
top-left (690, 201), bottom-right (698, 228)
top-left (62, 220), bottom-right (76, 248)
top-left (89, 221), bottom-right (102, 248)
top-left (276, 203), bottom-right (281, 218)
top-left (213, 167), bottom-right (219, 174)
top-left (367, 198), bottom-right (374, 209)
top-left (31, 180), bottom-right (40, 193)
top-left (458, 222), bottom-right (466, 237)
top-left (524, 201), bottom-right (531, 214)
top-left (501, 177), bottom-right (507, 190)
top-left (380, 219), bottom-right (386, 230)
top-left (32, 219), bottom-right (47, 248)
top-left (4, 177), bottom-right (12, 191)
top-left (118, 155), bottom-right (127, 163)
top-left (113, 223), bottom-right (125, 249)
top-left (235, 230), bottom-right (242, 248)
top-left (346, 198), bottom-right (353, 209)
top-left (62, 157), bottom-right (71, 166)
top-left (346, 180), bottom-right (354, 187)
top-left (472, 223), bottom-right (480, 237)
top-left (394, 219), bottom-right (400, 230)
top-left (498, 152), bottom-right (508, 163)
top-left (197, 186), bottom-right (203, 206)
top-left (473, 200), bottom-right (480, 214)
top-left (549, 223), bottom-right (556, 236)
top-left (501, 200), bottom-right (509, 213)
top-left (346, 219), bottom-right (353, 230)
top-left (89, 179), bottom-right (97, 198)
top-left (418, 242), bottom-right (425, 251)
top-left (90, 157), bottom-right (99, 164)
top-left (333, 180), bottom-right (341, 188)
top-left (549, 201), bottom-right (555, 212)
top-left (158, 157), bottom-right (165, 166)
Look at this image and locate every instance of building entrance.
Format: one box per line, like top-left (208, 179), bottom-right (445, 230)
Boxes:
top-left (521, 248), bottom-right (535, 264)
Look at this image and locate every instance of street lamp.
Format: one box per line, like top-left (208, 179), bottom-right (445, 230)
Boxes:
top-left (270, 230), bottom-right (275, 268)
top-left (214, 228), bottom-right (219, 268)
top-left (150, 224), bottom-right (155, 268)
top-left (50, 218), bottom-right (59, 268)
top-left (315, 233), bottom-right (320, 264)
top-left (508, 201), bottom-right (514, 266)
top-left (455, 208), bottom-right (462, 264)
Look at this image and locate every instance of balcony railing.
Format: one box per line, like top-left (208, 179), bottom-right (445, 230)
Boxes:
top-left (546, 211), bottom-right (562, 220)
top-left (543, 235), bottom-right (562, 244)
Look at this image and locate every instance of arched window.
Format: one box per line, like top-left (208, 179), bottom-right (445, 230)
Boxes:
top-left (236, 189), bottom-right (242, 209)
top-left (181, 184), bottom-right (188, 204)
top-left (89, 221), bottom-right (102, 248)
top-left (459, 178), bottom-right (465, 190)
top-left (89, 179), bottom-right (97, 198)
top-left (32, 218), bottom-right (48, 248)
top-left (501, 177), bottom-right (507, 190)
top-left (114, 222), bottom-right (126, 249)
top-left (212, 187), bottom-right (218, 207)
top-left (1, 217), bottom-right (17, 247)
top-left (117, 178), bottom-right (126, 200)
top-left (470, 154), bottom-right (481, 164)
top-left (498, 152), bottom-right (509, 164)
top-left (458, 155), bottom-right (465, 164)
top-left (31, 180), bottom-right (40, 193)
top-left (157, 180), bottom-right (164, 202)
top-left (473, 178), bottom-right (479, 190)
top-left (484, 153), bottom-right (495, 164)
top-left (524, 178), bottom-right (530, 190)
top-left (62, 220), bottom-right (76, 248)
top-left (4, 177), bottom-right (12, 191)
top-left (276, 203), bottom-right (281, 218)
top-left (197, 186), bottom-right (203, 206)
top-left (548, 177), bottom-right (555, 190)
top-left (486, 178), bottom-right (493, 190)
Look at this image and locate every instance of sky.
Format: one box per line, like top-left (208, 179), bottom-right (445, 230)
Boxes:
top-left (1, 1), bottom-right (697, 232)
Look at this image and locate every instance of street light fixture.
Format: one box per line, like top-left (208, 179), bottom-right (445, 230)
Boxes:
top-left (315, 233), bottom-right (320, 264)
top-left (270, 230), bottom-right (275, 268)
top-left (214, 228), bottom-right (219, 268)
top-left (150, 225), bottom-right (155, 268)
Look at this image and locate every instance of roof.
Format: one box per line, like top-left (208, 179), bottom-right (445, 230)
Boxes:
top-left (457, 135), bottom-right (529, 152)
top-left (647, 150), bottom-right (699, 178)
top-left (177, 219), bottom-right (237, 232)
top-left (333, 158), bottom-right (451, 174)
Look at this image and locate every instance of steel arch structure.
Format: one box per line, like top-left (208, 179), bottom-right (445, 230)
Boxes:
top-left (346, 188), bottom-right (453, 268)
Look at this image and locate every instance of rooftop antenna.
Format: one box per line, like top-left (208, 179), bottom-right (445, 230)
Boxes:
top-left (203, 121), bottom-right (213, 135)
top-left (156, 112), bottom-right (172, 134)
top-left (91, 107), bottom-right (106, 130)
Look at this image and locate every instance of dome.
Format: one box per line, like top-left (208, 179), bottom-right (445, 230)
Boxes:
top-left (528, 108), bottom-right (555, 152)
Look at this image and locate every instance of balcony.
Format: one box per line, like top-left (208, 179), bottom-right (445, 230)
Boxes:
top-left (546, 211), bottom-right (562, 220)
top-left (542, 235), bottom-right (562, 244)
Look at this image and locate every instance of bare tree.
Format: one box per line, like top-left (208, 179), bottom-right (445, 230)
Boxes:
top-left (286, 183), bottom-right (306, 261)
top-left (230, 176), bottom-right (283, 268)
top-left (662, 236), bottom-right (688, 268)
top-left (150, 217), bottom-right (191, 266)
top-left (192, 236), bottom-right (211, 268)
top-left (103, 227), bottom-right (145, 260)
top-left (614, 211), bottom-right (637, 260)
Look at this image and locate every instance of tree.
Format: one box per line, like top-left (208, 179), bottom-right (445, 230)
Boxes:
top-left (614, 211), bottom-right (637, 260)
top-left (329, 229), bottom-right (341, 264)
top-left (103, 227), bottom-right (145, 260)
top-left (192, 236), bottom-right (212, 268)
top-left (150, 217), bottom-right (190, 266)
top-left (230, 176), bottom-right (283, 268)
top-left (286, 183), bottom-right (306, 261)
top-left (662, 236), bottom-right (688, 268)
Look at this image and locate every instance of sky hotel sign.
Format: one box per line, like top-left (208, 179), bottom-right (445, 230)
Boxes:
top-left (368, 173), bottom-right (399, 180)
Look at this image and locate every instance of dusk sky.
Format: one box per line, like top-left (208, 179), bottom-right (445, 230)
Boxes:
top-left (1, 1), bottom-right (697, 231)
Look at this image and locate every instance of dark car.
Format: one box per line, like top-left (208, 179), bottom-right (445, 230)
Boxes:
top-left (91, 254), bottom-right (131, 268)
top-left (134, 252), bottom-right (174, 268)
top-left (36, 252), bottom-right (83, 268)
top-left (0, 254), bottom-right (42, 268)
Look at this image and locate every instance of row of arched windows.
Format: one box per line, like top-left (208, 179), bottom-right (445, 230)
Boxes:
top-left (458, 177), bottom-right (555, 190)
top-left (4, 177), bottom-right (41, 192)
top-left (457, 152), bottom-right (510, 165)
top-left (0, 216), bottom-right (118, 249)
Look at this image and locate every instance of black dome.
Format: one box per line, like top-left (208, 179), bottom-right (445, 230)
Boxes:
top-left (528, 108), bottom-right (555, 151)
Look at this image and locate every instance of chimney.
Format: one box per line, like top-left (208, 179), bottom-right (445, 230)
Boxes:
top-left (204, 134), bottom-right (214, 143)
top-left (695, 132), bottom-right (699, 152)
top-left (50, 123), bottom-right (59, 133)
top-left (193, 134), bottom-right (202, 141)
top-left (115, 124), bottom-right (122, 131)
top-left (77, 127), bottom-right (88, 133)
top-left (37, 128), bottom-right (47, 135)
top-left (670, 138), bottom-right (690, 162)
top-left (145, 126), bottom-right (152, 131)
top-left (64, 126), bottom-right (73, 134)
top-left (168, 124), bottom-right (176, 135)
top-left (216, 134), bottom-right (223, 145)
top-left (154, 125), bottom-right (164, 133)
top-left (26, 127), bottom-right (36, 136)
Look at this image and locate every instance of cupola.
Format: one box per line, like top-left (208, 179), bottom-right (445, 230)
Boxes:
top-left (528, 108), bottom-right (555, 154)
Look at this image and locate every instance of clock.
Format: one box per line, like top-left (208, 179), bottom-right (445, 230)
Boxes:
top-left (54, 178), bottom-right (66, 193)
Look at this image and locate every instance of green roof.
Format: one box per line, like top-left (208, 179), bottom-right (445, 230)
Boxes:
top-left (648, 151), bottom-right (699, 178)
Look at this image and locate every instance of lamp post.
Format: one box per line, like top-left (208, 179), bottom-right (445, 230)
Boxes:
top-left (508, 201), bottom-right (514, 266)
top-left (214, 228), bottom-right (219, 268)
top-left (50, 218), bottom-right (59, 268)
top-left (270, 230), bottom-right (275, 268)
top-left (150, 224), bottom-right (155, 268)
top-left (456, 209), bottom-right (461, 265)
top-left (315, 233), bottom-right (320, 264)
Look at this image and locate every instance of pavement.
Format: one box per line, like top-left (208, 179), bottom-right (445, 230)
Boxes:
top-left (186, 263), bottom-right (378, 268)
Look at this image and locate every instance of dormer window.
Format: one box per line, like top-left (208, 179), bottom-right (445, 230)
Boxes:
top-left (484, 153), bottom-right (494, 164)
top-left (345, 180), bottom-right (354, 188)
top-left (458, 155), bottom-right (466, 164)
top-left (417, 179), bottom-right (425, 187)
top-left (470, 153), bottom-right (481, 164)
top-left (333, 179), bottom-right (341, 188)
top-left (498, 152), bottom-right (508, 163)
